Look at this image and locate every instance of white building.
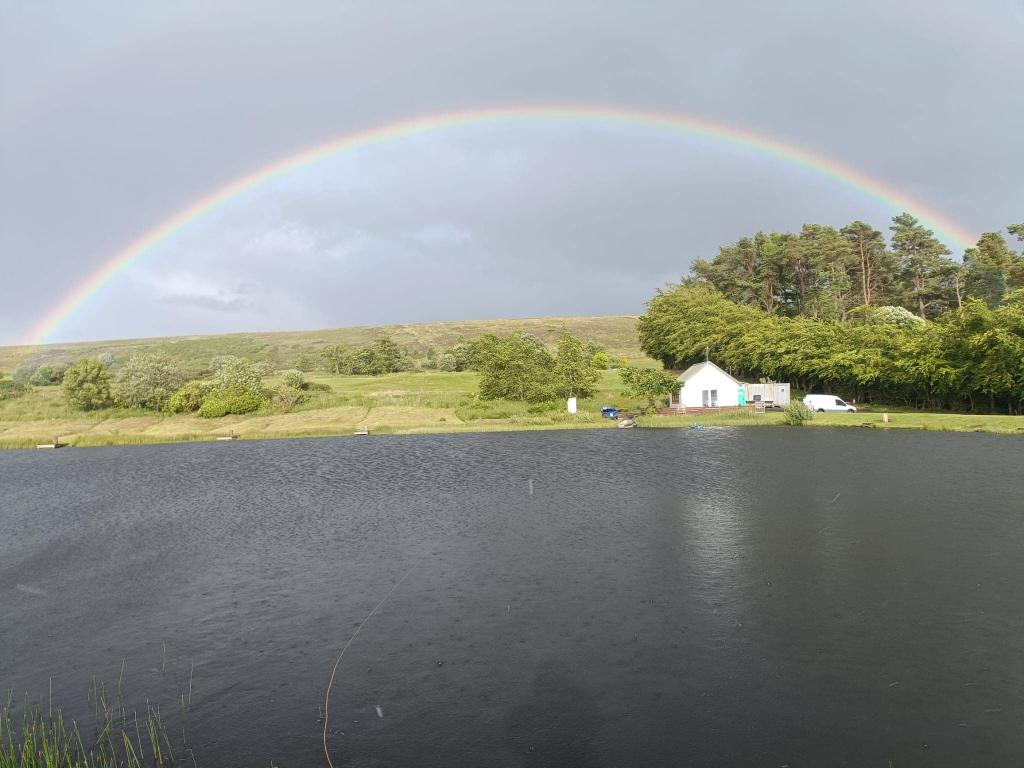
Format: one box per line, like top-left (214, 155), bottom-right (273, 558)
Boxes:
top-left (670, 360), bottom-right (745, 409)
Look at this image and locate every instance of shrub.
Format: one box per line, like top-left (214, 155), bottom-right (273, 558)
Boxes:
top-left (62, 358), bottom-right (113, 410)
top-left (274, 384), bottom-right (307, 411)
top-left (294, 352), bottom-right (323, 372)
top-left (208, 355), bottom-right (239, 373)
top-left (164, 380), bottom-right (210, 414)
top-left (589, 350), bottom-right (612, 370)
top-left (30, 363), bottom-right (67, 386)
top-left (114, 352), bottom-right (188, 409)
top-left (11, 365), bottom-right (34, 386)
top-left (281, 369), bottom-right (305, 388)
top-left (197, 386), bottom-right (266, 418)
top-left (436, 352), bottom-right (459, 372)
top-left (0, 379), bottom-right (28, 401)
top-left (350, 336), bottom-right (412, 375)
top-left (782, 401), bottom-right (815, 426)
top-left (212, 358), bottom-right (264, 392)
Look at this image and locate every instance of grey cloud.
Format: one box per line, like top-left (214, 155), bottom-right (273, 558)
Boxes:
top-left (1, 0), bottom-right (1022, 343)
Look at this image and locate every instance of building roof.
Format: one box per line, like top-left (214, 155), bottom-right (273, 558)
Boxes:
top-left (677, 360), bottom-right (743, 386)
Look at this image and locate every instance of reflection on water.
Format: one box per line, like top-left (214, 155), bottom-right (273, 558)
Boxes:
top-left (1, 428), bottom-right (1023, 766)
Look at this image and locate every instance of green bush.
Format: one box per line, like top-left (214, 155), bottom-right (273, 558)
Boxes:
top-left (30, 363), bottom-right (67, 386)
top-left (114, 352), bottom-right (188, 409)
top-left (164, 380), bottom-right (210, 414)
top-left (197, 386), bottom-right (266, 418)
top-left (212, 358), bottom-right (264, 392)
top-left (274, 384), bottom-right (307, 411)
top-left (782, 401), bottom-right (815, 426)
top-left (62, 358), bottom-right (113, 410)
top-left (0, 379), bottom-right (28, 400)
top-left (281, 369), bottom-right (305, 388)
top-left (11, 365), bottom-right (34, 385)
top-left (589, 350), bottom-right (611, 370)
top-left (350, 336), bottom-right (413, 375)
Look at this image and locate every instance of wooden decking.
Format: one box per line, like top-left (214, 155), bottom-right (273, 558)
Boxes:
top-left (655, 405), bottom-right (759, 416)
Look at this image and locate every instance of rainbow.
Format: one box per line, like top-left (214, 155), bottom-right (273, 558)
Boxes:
top-left (22, 104), bottom-right (978, 346)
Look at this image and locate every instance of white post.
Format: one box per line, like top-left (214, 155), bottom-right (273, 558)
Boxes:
top-left (567, 397), bottom-right (577, 414)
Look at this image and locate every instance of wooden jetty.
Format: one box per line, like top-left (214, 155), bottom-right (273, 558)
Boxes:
top-left (37, 436), bottom-right (68, 449)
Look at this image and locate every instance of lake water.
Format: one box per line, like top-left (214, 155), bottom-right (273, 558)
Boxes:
top-left (2, 428), bottom-right (1023, 766)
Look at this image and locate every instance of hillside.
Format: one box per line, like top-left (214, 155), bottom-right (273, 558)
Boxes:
top-left (0, 315), bottom-right (644, 374)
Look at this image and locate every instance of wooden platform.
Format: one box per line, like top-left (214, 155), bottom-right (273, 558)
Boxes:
top-left (655, 405), bottom-right (758, 416)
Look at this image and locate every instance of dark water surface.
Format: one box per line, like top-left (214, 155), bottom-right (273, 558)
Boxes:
top-left (2, 428), bottom-right (1023, 766)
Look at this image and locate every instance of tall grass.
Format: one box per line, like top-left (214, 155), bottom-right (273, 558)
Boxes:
top-left (0, 693), bottom-right (179, 768)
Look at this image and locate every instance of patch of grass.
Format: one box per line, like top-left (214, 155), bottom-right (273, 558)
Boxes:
top-left (0, 692), bottom-right (178, 768)
top-left (638, 409), bottom-right (1024, 434)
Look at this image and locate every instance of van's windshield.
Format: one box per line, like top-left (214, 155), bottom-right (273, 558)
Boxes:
top-left (834, 398), bottom-right (846, 406)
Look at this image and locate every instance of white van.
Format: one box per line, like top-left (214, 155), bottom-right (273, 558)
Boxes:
top-left (803, 394), bottom-right (857, 412)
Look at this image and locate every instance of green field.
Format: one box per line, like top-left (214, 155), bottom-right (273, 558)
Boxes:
top-left (0, 369), bottom-right (644, 449)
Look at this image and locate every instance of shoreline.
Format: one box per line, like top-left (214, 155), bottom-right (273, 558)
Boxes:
top-left (2, 409), bottom-right (1022, 451)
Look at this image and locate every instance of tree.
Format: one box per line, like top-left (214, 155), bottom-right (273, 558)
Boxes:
top-left (840, 221), bottom-right (889, 306)
top-left (889, 212), bottom-right (956, 318)
top-left (114, 352), bottom-right (188, 409)
top-left (208, 355), bottom-right (239, 373)
top-left (320, 344), bottom-right (352, 374)
top-left (30, 363), bottom-right (67, 386)
top-left (475, 333), bottom-right (556, 402)
top-left (62, 358), bottom-right (113, 410)
top-left (349, 336), bottom-right (411, 375)
top-left (619, 366), bottom-right (679, 409)
top-left (553, 331), bottom-right (600, 398)
top-left (589, 350), bottom-right (611, 370)
top-left (962, 232), bottom-right (1024, 307)
top-left (212, 358), bottom-right (264, 392)
top-left (692, 232), bottom-right (791, 313)
top-left (796, 224), bottom-right (856, 320)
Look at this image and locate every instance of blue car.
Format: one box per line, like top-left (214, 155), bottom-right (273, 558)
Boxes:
top-left (601, 405), bottom-right (619, 419)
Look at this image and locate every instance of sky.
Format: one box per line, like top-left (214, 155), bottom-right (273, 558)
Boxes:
top-left (1, 0), bottom-right (1022, 345)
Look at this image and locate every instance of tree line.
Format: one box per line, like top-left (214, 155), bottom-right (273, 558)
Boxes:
top-left (639, 283), bottom-right (1024, 413)
top-left (692, 216), bottom-right (1024, 321)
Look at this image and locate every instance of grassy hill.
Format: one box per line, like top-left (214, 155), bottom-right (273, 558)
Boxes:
top-left (0, 315), bottom-right (643, 374)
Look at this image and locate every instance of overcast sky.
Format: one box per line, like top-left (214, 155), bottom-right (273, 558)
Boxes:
top-left (1, 1), bottom-right (1022, 345)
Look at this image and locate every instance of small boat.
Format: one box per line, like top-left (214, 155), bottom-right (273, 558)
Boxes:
top-left (617, 418), bottom-right (636, 429)
top-left (354, 427), bottom-right (369, 435)
top-left (688, 425), bottom-right (706, 431)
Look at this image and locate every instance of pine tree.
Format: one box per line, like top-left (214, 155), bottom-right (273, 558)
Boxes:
top-left (889, 213), bottom-right (956, 318)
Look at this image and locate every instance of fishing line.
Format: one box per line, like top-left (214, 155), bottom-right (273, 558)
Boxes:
top-left (321, 561), bottom-right (420, 768)
top-left (321, 476), bottom-right (536, 767)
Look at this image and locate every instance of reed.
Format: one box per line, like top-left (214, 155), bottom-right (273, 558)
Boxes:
top-left (1, 684), bottom-right (180, 768)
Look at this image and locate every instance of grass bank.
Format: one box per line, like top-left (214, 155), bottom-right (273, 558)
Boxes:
top-left (2, 371), bottom-right (1022, 450)
top-left (638, 409), bottom-right (1024, 435)
top-left (0, 370), bottom-right (633, 450)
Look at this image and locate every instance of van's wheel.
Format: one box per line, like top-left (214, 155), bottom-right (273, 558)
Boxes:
top-left (817, 408), bottom-right (825, 412)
